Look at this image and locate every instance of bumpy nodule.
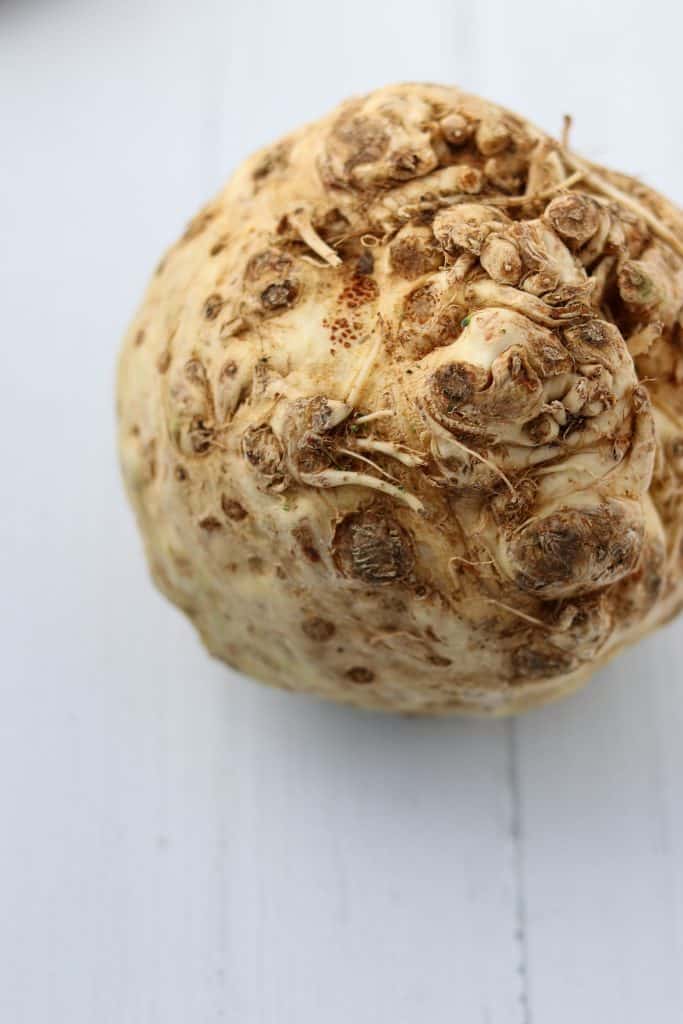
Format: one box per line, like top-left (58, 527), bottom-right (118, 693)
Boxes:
top-left (117, 83), bottom-right (683, 715)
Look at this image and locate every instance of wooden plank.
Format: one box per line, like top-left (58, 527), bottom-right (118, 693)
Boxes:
top-left (514, 631), bottom-right (683, 1023)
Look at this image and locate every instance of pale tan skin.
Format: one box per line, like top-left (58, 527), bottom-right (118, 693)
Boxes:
top-left (118, 84), bottom-right (683, 715)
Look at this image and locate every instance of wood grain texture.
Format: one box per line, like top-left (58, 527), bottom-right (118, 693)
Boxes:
top-left (1, 0), bottom-right (682, 1020)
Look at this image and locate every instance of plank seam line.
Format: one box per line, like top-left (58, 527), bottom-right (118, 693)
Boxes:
top-left (506, 718), bottom-right (531, 1024)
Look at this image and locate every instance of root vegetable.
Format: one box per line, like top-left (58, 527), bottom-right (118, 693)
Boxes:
top-left (117, 83), bottom-right (683, 716)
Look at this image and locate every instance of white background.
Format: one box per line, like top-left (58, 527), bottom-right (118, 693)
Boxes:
top-left (2, 1), bottom-right (683, 1020)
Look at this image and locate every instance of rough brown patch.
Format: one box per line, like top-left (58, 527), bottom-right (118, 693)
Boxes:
top-left (252, 142), bottom-right (291, 184)
top-left (221, 495), bottom-right (248, 521)
top-left (203, 293), bottom-right (224, 320)
top-left (186, 418), bottom-right (213, 456)
top-left (199, 516), bottom-right (222, 532)
top-left (346, 666), bottom-right (375, 684)
top-left (302, 617), bottom-right (336, 641)
top-left (333, 511), bottom-right (414, 584)
top-left (333, 114), bottom-right (390, 173)
top-left (402, 282), bottom-right (438, 324)
top-left (512, 646), bottom-right (575, 681)
top-left (511, 503), bottom-right (643, 599)
top-left (184, 358), bottom-right (208, 387)
top-left (390, 236), bottom-right (443, 279)
top-left (261, 281), bottom-right (298, 310)
top-left (242, 424), bottom-right (287, 488)
top-left (293, 523), bottom-right (321, 563)
top-left (431, 362), bottom-right (478, 412)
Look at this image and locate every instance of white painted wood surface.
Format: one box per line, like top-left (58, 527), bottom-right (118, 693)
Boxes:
top-left (1, 1), bottom-right (682, 1020)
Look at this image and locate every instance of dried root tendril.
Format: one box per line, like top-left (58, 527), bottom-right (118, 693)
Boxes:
top-left (564, 152), bottom-right (683, 258)
top-left (345, 330), bottom-right (383, 408)
top-left (219, 316), bottom-right (248, 340)
top-left (484, 597), bottom-right (557, 630)
top-left (561, 114), bottom-right (573, 150)
top-left (448, 555), bottom-right (495, 567)
top-left (353, 409), bottom-right (395, 425)
top-left (486, 170), bottom-right (584, 208)
top-left (446, 434), bottom-right (517, 496)
top-left (369, 629), bottom-right (426, 647)
top-left (355, 438), bottom-right (427, 467)
top-left (287, 206), bottom-right (342, 267)
top-left (338, 447), bottom-right (400, 481)
top-left (300, 469), bottom-right (424, 512)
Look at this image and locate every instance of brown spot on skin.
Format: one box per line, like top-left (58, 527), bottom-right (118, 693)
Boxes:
top-left (293, 524), bottom-right (321, 563)
top-left (204, 293), bottom-right (224, 320)
top-left (174, 465), bottom-right (188, 482)
top-left (221, 360), bottom-right (238, 377)
top-left (209, 235), bottom-right (229, 257)
top-left (248, 556), bottom-right (264, 573)
top-left (455, 166), bottom-right (485, 194)
top-left (143, 439), bottom-right (157, 483)
top-left (338, 274), bottom-right (378, 309)
top-left (221, 495), bottom-right (247, 521)
top-left (326, 314), bottom-right (365, 346)
top-left (184, 358), bottom-right (208, 387)
top-left (302, 617), bottom-right (336, 641)
top-left (199, 516), bottom-right (222, 532)
top-left (427, 654), bottom-right (452, 667)
top-left (187, 419), bottom-right (213, 456)
top-left (346, 666), bottom-right (375, 684)
top-left (252, 142), bottom-right (291, 184)
top-left (157, 349), bottom-right (171, 374)
top-left (261, 281), bottom-right (298, 310)
top-left (333, 511), bottom-right (414, 584)
top-left (134, 328), bottom-right (145, 347)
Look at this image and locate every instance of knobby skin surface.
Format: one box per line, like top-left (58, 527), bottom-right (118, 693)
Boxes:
top-left (117, 84), bottom-right (683, 715)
